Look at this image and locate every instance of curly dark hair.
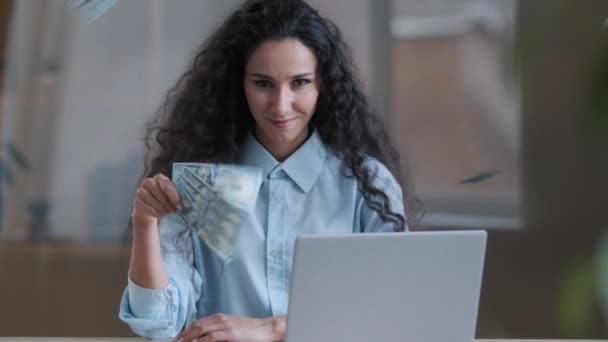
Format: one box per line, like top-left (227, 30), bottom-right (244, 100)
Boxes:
top-left (143, 0), bottom-right (419, 231)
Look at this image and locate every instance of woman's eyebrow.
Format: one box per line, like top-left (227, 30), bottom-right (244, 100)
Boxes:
top-left (291, 72), bottom-right (314, 79)
top-left (250, 72), bottom-right (314, 80)
top-left (251, 73), bottom-right (273, 80)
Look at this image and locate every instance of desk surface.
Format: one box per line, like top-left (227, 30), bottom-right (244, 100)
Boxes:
top-left (0, 339), bottom-right (603, 342)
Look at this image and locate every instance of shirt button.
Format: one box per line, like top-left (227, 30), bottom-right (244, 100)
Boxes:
top-left (271, 250), bottom-right (279, 258)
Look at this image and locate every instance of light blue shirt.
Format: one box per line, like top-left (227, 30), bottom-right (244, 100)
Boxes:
top-left (119, 130), bottom-right (407, 339)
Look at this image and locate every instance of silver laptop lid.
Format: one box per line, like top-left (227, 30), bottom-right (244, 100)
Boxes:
top-left (285, 230), bottom-right (487, 342)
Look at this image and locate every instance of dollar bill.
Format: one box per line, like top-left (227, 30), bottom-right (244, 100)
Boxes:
top-left (172, 163), bottom-right (262, 260)
top-left (65, 0), bottom-right (117, 23)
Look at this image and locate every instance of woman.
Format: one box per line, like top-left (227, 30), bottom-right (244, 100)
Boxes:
top-left (119, 0), bottom-right (416, 340)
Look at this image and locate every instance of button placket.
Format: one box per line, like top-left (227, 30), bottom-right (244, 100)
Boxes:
top-left (266, 171), bottom-right (286, 315)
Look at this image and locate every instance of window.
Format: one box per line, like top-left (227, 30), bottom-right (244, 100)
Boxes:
top-left (0, 0), bottom-right (242, 242)
top-left (312, 0), bottom-right (521, 229)
top-left (389, 0), bottom-right (522, 229)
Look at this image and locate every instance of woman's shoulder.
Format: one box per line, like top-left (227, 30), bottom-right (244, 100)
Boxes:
top-left (321, 152), bottom-right (401, 193)
top-left (361, 157), bottom-right (395, 178)
top-left (325, 151), bottom-right (397, 181)
top-left (361, 157), bottom-right (403, 196)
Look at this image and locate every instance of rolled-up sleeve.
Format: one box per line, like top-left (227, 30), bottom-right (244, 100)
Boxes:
top-left (119, 215), bottom-right (203, 339)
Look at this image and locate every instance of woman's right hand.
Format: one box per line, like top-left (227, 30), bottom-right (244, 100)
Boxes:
top-left (131, 173), bottom-right (182, 228)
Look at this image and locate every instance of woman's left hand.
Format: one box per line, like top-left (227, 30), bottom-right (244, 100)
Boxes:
top-left (174, 314), bottom-right (286, 342)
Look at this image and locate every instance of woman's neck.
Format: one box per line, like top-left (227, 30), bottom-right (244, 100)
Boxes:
top-left (254, 126), bottom-right (310, 162)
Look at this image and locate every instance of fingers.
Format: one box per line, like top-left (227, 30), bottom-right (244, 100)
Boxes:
top-left (147, 175), bottom-right (179, 211)
top-left (132, 195), bottom-right (160, 218)
top-left (200, 330), bottom-right (232, 342)
top-left (157, 174), bottom-right (182, 209)
top-left (177, 324), bottom-right (225, 342)
top-left (174, 315), bottom-right (276, 342)
top-left (140, 182), bottom-right (173, 215)
top-left (133, 174), bottom-right (183, 221)
top-left (175, 314), bottom-right (234, 342)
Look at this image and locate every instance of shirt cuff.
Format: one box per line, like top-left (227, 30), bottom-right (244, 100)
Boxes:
top-left (127, 276), bottom-right (176, 318)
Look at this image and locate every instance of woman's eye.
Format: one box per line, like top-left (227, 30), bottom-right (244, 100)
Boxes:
top-left (293, 79), bottom-right (311, 86)
top-left (254, 80), bottom-right (272, 88)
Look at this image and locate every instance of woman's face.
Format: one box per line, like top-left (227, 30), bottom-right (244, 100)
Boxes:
top-left (244, 38), bottom-right (319, 160)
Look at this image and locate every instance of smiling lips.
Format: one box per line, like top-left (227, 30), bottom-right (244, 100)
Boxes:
top-left (267, 117), bottom-right (295, 128)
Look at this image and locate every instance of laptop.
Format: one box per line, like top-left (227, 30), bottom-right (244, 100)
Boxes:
top-left (285, 230), bottom-right (487, 342)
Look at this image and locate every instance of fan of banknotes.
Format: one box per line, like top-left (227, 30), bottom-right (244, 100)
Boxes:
top-left (65, 0), bottom-right (117, 23)
top-left (172, 163), bottom-right (262, 260)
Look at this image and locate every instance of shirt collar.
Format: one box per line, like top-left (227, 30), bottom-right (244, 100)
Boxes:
top-left (239, 130), bottom-right (327, 193)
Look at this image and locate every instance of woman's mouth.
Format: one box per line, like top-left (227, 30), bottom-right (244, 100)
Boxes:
top-left (267, 118), bottom-right (294, 129)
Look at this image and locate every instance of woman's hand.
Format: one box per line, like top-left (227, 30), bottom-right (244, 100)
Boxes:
top-left (174, 314), bottom-right (286, 342)
top-left (131, 173), bottom-right (182, 227)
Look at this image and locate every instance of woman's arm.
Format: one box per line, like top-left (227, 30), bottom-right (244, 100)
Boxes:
top-left (129, 173), bottom-right (180, 288)
top-left (129, 219), bottom-right (169, 289)
top-left (120, 174), bottom-right (201, 340)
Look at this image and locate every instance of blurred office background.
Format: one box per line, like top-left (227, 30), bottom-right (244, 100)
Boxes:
top-left (0, 0), bottom-right (606, 338)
